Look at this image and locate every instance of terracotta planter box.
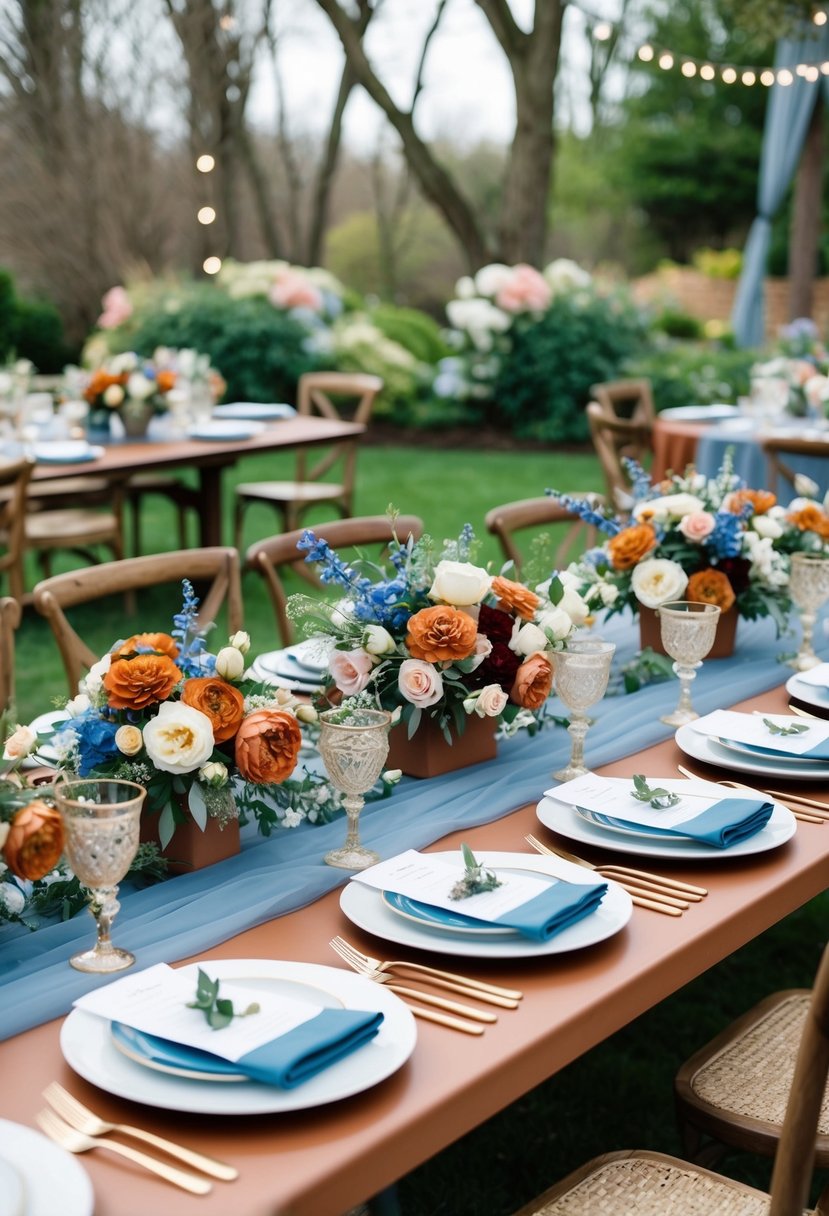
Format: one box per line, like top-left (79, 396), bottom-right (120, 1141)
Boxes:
top-left (638, 604), bottom-right (739, 659)
top-left (140, 808), bottom-right (241, 874)
top-left (385, 713), bottom-right (497, 779)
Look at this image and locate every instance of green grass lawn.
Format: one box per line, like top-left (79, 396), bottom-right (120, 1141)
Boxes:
top-left (12, 438), bottom-right (828, 1214)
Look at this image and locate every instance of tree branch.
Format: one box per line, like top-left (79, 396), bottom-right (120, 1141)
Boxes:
top-left (473, 0), bottom-right (526, 62)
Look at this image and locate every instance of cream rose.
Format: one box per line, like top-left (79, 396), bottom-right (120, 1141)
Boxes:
top-left (634, 493), bottom-right (704, 523)
top-left (471, 684), bottom-right (509, 718)
top-left (103, 384), bottom-right (124, 407)
top-left (398, 659), bottom-right (444, 708)
top-left (3, 725), bottom-right (36, 759)
top-left (631, 558), bottom-right (689, 608)
top-left (81, 653), bottom-right (112, 697)
top-left (115, 724), bottom-right (143, 756)
top-left (510, 620), bottom-right (549, 656)
top-left (329, 648), bottom-right (375, 696)
top-left (215, 646), bottom-right (245, 681)
top-left (752, 515), bottom-right (784, 540)
top-left (536, 605), bottom-right (574, 643)
top-left (126, 372), bottom-right (155, 400)
top-left (362, 624), bottom-right (396, 655)
top-left (143, 702), bottom-right (214, 774)
top-left (678, 511), bottom-right (716, 542)
top-left (65, 693), bottom-right (91, 718)
top-left (428, 559), bottom-right (491, 606)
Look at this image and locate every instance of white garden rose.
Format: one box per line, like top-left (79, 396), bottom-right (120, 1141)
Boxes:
top-left (536, 605), bottom-right (574, 642)
top-left (126, 372), bottom-right (155, 400)
top-left (143, 703), bottom-right (214, 774)
top-left (454, 275), bottom-right (476, 299)
top-left (631, 559), bottom-right (689, 608)
top-left (794, 474), bottom-right (820, 500)
top-left (65, 693), bottom-right (91, 718)
top-left (428, 559), bottom-right (491, 606)
top-left (633, 493), bottom-right (704, 523)
top-left (362, 624), bottom-right (396, 655)
top-left (510, 620), bottom-right (549, 656)
top-left (474, 263), bottom-right (513, 297)
top-left (215, 646), bottom-right (245, 681)
top-left (542, 258), bottom-right (592, 292)
top-left (752, 514), bottom-right (784, 540)
top-left (3, 725), bottom-right (36, 759)
top-left (108, 351), bottom-right (139, 374)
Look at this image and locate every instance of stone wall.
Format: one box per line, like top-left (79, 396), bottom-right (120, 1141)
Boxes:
top-left (631, 266), bottom-right (829, 339)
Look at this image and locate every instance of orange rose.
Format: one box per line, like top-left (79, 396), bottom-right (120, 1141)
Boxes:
top-left (104, 653), bottom-right (182, 710)
top-left (156, 370), bottom-right (176, 393)
top-left (686, 568), bottom-right (735, 612)
top-left (181, 677), bottom-right (245, 743)
top-left (235, 710), bottom-right (302, 783)
top-left (491, 575), bottom-right (541, 621)
top-left (606, 524), bottom-right (657, 571)
top-left (724, 488), bottom-right (777, 516)
top-left (405, 605), bottom-right (478, 662)
top-left (789, 504), bottom-right (829, 540)
top-left (115, 632), bottom-right (180, 660)
top-left (510, 652), bottom-right (553, 710)
top-left (3, 800), bottom-right (64, 880)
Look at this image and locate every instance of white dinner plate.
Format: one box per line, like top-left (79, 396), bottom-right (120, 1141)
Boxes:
top-left (187, 420), bottom-right (266, 441)
top-left (31, 442), bottom-right (104, 464)
top-left (786, 672), bottom-right (829, 716)
top-left (21, 709), bottom-right (70, 768)
top-left (213, 402), bottom-right (295, 421)
top-left (339, 851), bottom-right (632, 959)
top-left (60, 959), bottom-right (416, 1115)
top-left (676, 721), bottom-right (829, 780)
top-left (712, 735), bottom-right (825, 765)
top-left (0, 1121), bottom-right (93, 1216)
top-left (572, 805), bottom-right (694, 842)
top-left (536, 793), bottom-right (795, 861)
top-left (658, 404), bottom-right (740, 422)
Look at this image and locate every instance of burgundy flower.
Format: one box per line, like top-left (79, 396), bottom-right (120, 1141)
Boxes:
top-left (477, 604), bottom-right (514, 645)
top-left (713, 557), bottom-right (751, 597)
top-left (469, 640), bottom-right (521, 693)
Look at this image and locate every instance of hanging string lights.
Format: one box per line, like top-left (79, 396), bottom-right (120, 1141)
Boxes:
top-left (195, 154), bottom-right (221, 275)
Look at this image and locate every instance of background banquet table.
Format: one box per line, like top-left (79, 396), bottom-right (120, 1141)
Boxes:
top-left (695, 420), bottom-right (829, 495)
top-left (3, 612), bottom-right (829, 1214)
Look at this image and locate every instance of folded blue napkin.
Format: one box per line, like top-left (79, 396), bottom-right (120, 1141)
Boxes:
top-left (112, 1007), bottom-right (383, 1088)
top-left (727, 736), bottom-right (829, 761)
top-left (408, 878), bottom-right (607, 943)
top-left (593, 796), bottom-right (774, 849)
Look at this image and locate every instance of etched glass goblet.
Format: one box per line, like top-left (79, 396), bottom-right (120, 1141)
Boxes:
top-left (319, 708), bottom-right (392, 871)
top-left (55, 778), bottom-right (145, 973)
top-left (787, 552), bottom-right (829, 671)
top-left (658, 601), bottom-right (721, 726)
top-left (552, 639), bottom-right (616, 782)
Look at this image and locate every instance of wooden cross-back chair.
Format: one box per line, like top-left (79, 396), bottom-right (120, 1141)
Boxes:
top-left (245, 514), bottom-right (423, 649)
top-left (586, 401), bottom-right (653, 514)
top-left (590, 378), bottom-right (656, 426)
top-left (513, 939), bottom-right (829, 1215)
top-left (234, 372), bottom-right (383, 547)
top-left (0, 595), bottom-right (21, 715)
top-left (33, 547), bottom-right (243, 695)
top-left (761, 435), bottom-right (829, 502)
top-left (485, 495), bottom-right (603, 577)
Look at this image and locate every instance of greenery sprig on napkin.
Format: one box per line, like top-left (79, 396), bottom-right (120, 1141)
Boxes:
top-left (449, 843), bottom-right (503, 900)
top-left (762, 718), bottom-right (809, 737)
top-left (630, 774), bottom-right (680, 810)
top-left (187, 968), bottom-right (260, 1030)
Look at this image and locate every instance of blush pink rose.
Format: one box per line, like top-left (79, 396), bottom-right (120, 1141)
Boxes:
top-left (398, 659), bottom-right (444, 708)
top-left (475, 684), bottom-right (509, 717)
top-left (678, 511), bottom-right (716, 542)
top-left (97, 286), bottom-right (133, 329)
top-left (329, 648), bottom-right (375, 696)
top-left (495, 265), bottom-right (552, 314)
top-left (269, 269), bottom-right (324, 313)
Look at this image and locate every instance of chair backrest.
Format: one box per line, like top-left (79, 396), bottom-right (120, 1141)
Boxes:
top-left (768, 940), bottom-right (829, 1214)
top-left (590, 378), bottom-right (655, 426)
top-left (246, 514), bottom-right (423, 648)
top-left (0, 595), bottom-right (21, 715)
top-left (294, 372), bottom-right (384, 493)
top-left (0, 457), bottom-right (34, 603)
top-left (485, 495), bottom-right (603, 576)
top-left (586, 401), bottom-right (652, 513)
top-left (33, 547), bottom-right (243, 694)
top-left (761, 435), bottom-right (829, 502)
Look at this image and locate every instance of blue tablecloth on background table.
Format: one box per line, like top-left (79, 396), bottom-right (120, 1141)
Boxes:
top-left (1, 612), bottom-right (823, 1040)
top-left (697, 422), bottom-right (829, 496)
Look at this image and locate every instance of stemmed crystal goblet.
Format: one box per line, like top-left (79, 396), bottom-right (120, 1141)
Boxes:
top-left (658, 601), bottom-right (721, 726)
top-left (55, 778), bottom-right (146, 973)
top-left (552, 639), bottom-right (616, 782)
top-left (787, 552), bottom-right (829, 671)
top-left (318, 708), bottom-right (392, 871)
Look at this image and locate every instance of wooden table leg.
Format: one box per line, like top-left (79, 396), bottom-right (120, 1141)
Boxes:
top-left (197, 465), bottom-right (224, 547)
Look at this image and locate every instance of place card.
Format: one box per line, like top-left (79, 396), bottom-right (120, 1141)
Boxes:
top-left (74, 963), bottom-right (322, 1062)
top-left (691, 709), bottom-right (829, 756)
top-left (547, 774), bottom-right (745, 831)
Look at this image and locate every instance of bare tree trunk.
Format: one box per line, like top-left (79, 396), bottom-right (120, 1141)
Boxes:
top-left (789, 92), bottom-right (823, 321)
top-left (306, 61), bottom-right (359, 266)
top-left (239, 127), bottom-right (283, 257)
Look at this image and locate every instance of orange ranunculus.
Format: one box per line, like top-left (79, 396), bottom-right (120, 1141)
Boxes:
top-left (724, 489), bottom-right (777, 516)
top-left (115, 632), bottom-right (180, 660)
top-left (789, 504), bottom-right (829, 540)
top-left (491, 575), bottom-right (541, 621)
top-left (235, 710), bottom-right (302, 783)
top-left (103, 653), bottom-right (182, 710)
top-left (510, 652), bottom-right (553, 710)
top-left (155, 370), bottom-right (176, 393)
top-left (405, 605), bottom-right (478, 662)
top-left (181, 677), bottom-right (245, 743)
top-left (686, 568), bottom-right (735, 612)
top-left (606, 523), bottom-right (657, 571)
top-left (3, 799), bottom-right (64, 880)
top-left (83, 369), bottom-right (127, 405)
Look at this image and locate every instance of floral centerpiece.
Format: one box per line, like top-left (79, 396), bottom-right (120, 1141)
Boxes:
top-left (554, 456), bottom-right (829, 646)
top-left (82, 347), bottom-right (223, 436)
top-left (751, 319), bottom-right (829, 419)
top-left (288, 518), bottom-right (590, 774)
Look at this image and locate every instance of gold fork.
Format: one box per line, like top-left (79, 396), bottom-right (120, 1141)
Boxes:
top-left (329, 936), bottom-right (522, 1007)
top-left (525, 833), bottom-right (707, 900)
top-left (43, 1082), bottom-right (237, 1181)
top-left (35, 1108), bottom-right (212, 1195)
top-left (524, 835), bottom-right (691, 917)
top-left (676, 764), bottom-right (829, 824)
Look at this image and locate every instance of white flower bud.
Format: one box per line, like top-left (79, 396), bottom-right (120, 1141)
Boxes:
top-left (215, 646), bottom-right (245, 681)
top-left (115, 725), bottom-right (143, 756)
top-left (199, 760), bottom-right (229, 787)
top-left (382, 769), bottom-right (403, 784)
top-left (295, 703), bottom-right (318, 724)
top-left (228, 630), bottom-right (251, 655)
top-left (361, 624), bottom-right (396, 655)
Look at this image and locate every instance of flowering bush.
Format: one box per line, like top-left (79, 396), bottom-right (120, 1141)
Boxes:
top-left (288, 519), bottom-right (590, 741)
top-left (49, 581), bottom-right (340, 847)
top-left (553, 456), bottom-right (829, 632)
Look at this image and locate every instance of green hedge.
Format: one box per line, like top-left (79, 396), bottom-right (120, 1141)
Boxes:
top-left (0, 268), bottom-right (72, 372)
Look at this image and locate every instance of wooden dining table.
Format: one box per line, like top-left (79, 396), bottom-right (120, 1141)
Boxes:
top-left (29, 416), bottom-right (365, 548)
top-left (2, 679), bottom-right (828, 1216)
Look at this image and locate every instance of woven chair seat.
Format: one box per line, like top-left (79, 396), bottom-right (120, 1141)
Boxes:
top-left (24, 509), bottom-right (120, 546)
top-left (236, 480), bottom-right (345, 504)
top-left (514, 1151), bottom-right (811, 1215)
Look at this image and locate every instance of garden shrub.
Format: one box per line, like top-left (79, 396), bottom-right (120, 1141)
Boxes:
top-left (623, 340), bottom-right (755, 412)
top-left (369, 303), bottom-right (452, 365)
top-left (652, 309), bottom-right (704, 341)
top-left (13, 296), bottom-right (73, 371)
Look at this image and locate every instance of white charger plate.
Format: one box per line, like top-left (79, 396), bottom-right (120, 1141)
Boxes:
top-left (340, 851), bottom-right (632, 959)
top-left (712, 734), bottom-right (825, 765)
top-left (786, 671), bottom-right (829, 715)
top-left (60, 959), bottom-right (416, 1115)
top-left (31, 443), bottom-right (104, 464)
top-left (21, 709), bottom-right (70, 768)
top-left (0, 1121), bottom-right (92, 1216)
top-left (676, 721), bottom-right (829, 780)
top-left (187, 420), bottom-right (266, 442)
top-left (658, 405), bottom-right (739, 422)
top-left (213, 402), bottom-right (295, 421)
top-left (537, 792), bottom-right (795, 860)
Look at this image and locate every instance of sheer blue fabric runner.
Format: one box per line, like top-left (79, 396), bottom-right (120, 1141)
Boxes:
top-left (1, 613), bottom-right (819, 1039)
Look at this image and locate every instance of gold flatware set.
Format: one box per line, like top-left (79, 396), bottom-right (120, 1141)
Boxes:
top-left (676, 763), bottom-right (829, 824)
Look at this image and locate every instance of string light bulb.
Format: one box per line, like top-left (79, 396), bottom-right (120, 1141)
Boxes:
top-left (658, 51), bottom-right (674, 69)
top-left (760, 69), bottom-right (776, 85)
top-left (777, 68), bottom-right (794, 85)
top-left (741, 69), bottom-right (756, 85)
top-left (196, 154), bottom-right (215, 173)
top-left (197, 206), bottom-right (216, 225)
top-left (638, 43), bottom-right (654, 61)
top-left (722, 67), bottom-right (737, 83)
top-left (700, 64), bottom-right (715, 80)
top-left (203, 256), bottom-right (222, 275)
top-left (814, 9), bottom-right (827, 24)
top-left (593, 20), bottom-right (612, 40)
top-left (681, 60), bottom-right (697, 76)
